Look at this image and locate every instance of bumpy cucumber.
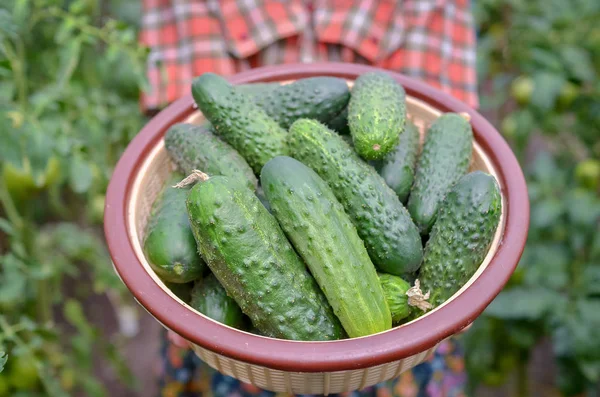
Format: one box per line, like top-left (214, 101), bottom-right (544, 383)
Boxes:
top-left (143, 174), bottom-right (206, 283)
top-left (164, 123), bottom-right (257, 191)
top-left (419, 171), bottom-right (502, 307)
top-left (189, 273), bottom-right (245, 329)
top-left (375, 121), bottom-right (420, 203)
top-left (261, 156), bottom-right (391, 337)
top-left (192, 73), bottom-right (287, 174)
top-left (288, 119), bottom-right (423, 275)
top-left (186, 174), bottom-right (345, 340)
top-left (348, 72), bottom-right (406, 160)
top-left (326, 107), bottom-right (350, 135)
top-left (253, 77), bottom-right (350, 129)
top-left (163, 281), bottom-right (193, 302)
top-left (237, 82), bottom-right (280, 97)
top-left (407, 113), bottom-right (473, 235)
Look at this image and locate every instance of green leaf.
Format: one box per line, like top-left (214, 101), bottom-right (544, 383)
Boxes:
top-left (0, 254), bottom-right (27, 306)
top-left (81, 376), bottom-right (106, 397)
top-left (485, 287), bottom-right (557, 320)
top-left (0, 217), bottom-right (13, 235)
top-left (63, 299), bottom-right (93, 337)
top-left (560, 46), bottom-right (596, 82)
top-left (583, 265), bottom-right (600, 295)
top-left (530, 197), bottom-right (564, 229)
top-left (530, 72), bottom-right (566, 110)
top-left (0, 9), bottom-right (18, 40)
top-left (69, 155), bottom-right (92, 193)
top-left (0, 351), bottom-right (7, 373)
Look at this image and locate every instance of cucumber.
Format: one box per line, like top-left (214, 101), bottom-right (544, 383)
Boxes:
top-left (419, 171), bottom-right (502, 307)
top-left (253, 77), bottom-right (350, 129)
top-left (237, 82), bottom-right (280, 97)
top-left (375, 121), bottom-right (420, 203)
top-left (186, 174), bottom-right (345, 341)
top-left (407, 113), bottom-right (473, 235)
top-left (326, 107), bottom-right (350, 135)
top-left (164, 123), bottom-right (257, 191)
top-left (163, 281), bottom-right (193, 302)
top-left (288, 119), bottom-right (423, 275)
top-left (192, 73), bottom-right (288, 174)
top-left (377, 273), bottom-right (431, 324)
top-left (261, 156), bottom-right (391, 337)
top-left (143, 174), bottom-right (206, 283)
top-left (348, 72), bottom-right (406, 160)
top-left (189, 273), bottom-right (245, 329)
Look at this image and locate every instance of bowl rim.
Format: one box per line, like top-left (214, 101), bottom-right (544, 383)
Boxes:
top-left (104, 62), bottom-right (529, 373)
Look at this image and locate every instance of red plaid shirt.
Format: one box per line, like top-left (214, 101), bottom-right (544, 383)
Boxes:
top-left (140, 0), bottom-right (478, 113)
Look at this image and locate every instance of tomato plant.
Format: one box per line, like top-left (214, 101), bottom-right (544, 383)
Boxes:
top-left (466, 0), bottom-right (600, 395)
top-left (0, 0), bottom-right (145, 395)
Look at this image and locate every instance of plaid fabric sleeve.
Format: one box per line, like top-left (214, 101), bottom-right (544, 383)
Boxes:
top-left (139, 0), bottom-right (479, 112)
top-left (315, 0), bottom-right (478, 108)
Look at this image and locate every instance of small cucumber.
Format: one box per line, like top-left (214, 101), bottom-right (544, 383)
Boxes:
top-left (377, 273), bottom-right (431, 324)
top-left (289, 119), bottom-right (423, 275)
top-left (253, 77), bottom-right (350, 129)
top-left (261, 156), bottom-right (391, 338)
top-left (407, 113), bottom-right (473, 235)
top-left (163, 281), bottom-right (193, 302)
top-left (189, 273), bottom-right (245, 329)
top-left (186, 174), bottom-right (345, 340)
top-left (326, 107), bottom-right (350, 135)
top-left (164, 123), bottom-right (257, 191)
top-left (375, 121), bottom-right (420, 203)
top-left (143, 174), bottom-right (206, 283)
top-left (348, 72), bottom-right (406, 160)
top-left (192, 73), bottom-right (288, 174)
top-left (419, 171), bottom-right (502, 307)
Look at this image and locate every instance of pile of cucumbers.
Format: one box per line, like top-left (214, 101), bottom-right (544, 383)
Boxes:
top-left (143, 72), bottom-right (502, 341)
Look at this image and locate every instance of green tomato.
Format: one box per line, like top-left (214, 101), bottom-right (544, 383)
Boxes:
top-left (575, 159), bottom-right (600, 190)
top-left (501, 115), bottom-right (517, 139)
top-left (510, 76), bottom-right (534, 106)
top-left (557, 82), bottom-right (579, 108)
top-left (8, 355), bottom-right (39, 391)
top-left (0, 374), bottom-right (10, 397)
top-left (2, 157), bottom-right (61, 200)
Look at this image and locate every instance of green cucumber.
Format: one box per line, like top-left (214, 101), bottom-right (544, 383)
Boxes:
top-left (375, 121), bottom-right (420, 203)
top-left (348, 72), bottom-right (406, 160)
top-left (186, 173), bottom-right (345, 340)
top-left (288, 119), bottom-right (423, 275)
top-left (261, 156), bottom-right (391, 338)
top-left (237, 82), bottom-right (280, 97)
top-left (164, 123), bottom-right (257, 191)
top-left (326, 107), bottom-right (350, 135)
top-left (419, 171), bottom-right (502, 307)
top-left (377, 273), bottom-right (431, 324)
top-left (192, 73), bottom-right (287, 174)
top-left (143, 174), bottom-right (206, 283)
top-left (253, 77), bottom-right (350, 129)
top-left (190, 273), bottom-right (245, 329)
top-left (407, 113), bottom-right (473, 235)
top-left (163, 281), bottom-right (193, 302)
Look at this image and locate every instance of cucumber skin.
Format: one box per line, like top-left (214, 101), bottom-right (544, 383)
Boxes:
top-left (419, 171), bottom-right (502, 308)
top-left (254, 77), bottom-right (350, 129)
top-left (326, 107), bottom-right (350, 135)
top-left (189, 274), bottom-right (245, 329)
top-left (288, 119), bottom-right (423, 275)
top-left (348, 72), bottom-right (406, 160)
top-left (164, 123), bottom-right (257, 191)
top-left (261, 156), bottom-right (391, 338)
top-left (192, 73), bottom-right (288, 174)
top-left (143, 175), bottom-right (206, 283)
top-left (407, 113), bottom-right (473, 235)
top-left (378, 273), bottom-right (411, 324)
top-left (186, 176), bottom-right (345, 341)
top-left (375, 121), bottom-right (420, 203)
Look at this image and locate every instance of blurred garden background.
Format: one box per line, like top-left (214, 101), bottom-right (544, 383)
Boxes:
top-left (0, 0), bottom-right (598, 396)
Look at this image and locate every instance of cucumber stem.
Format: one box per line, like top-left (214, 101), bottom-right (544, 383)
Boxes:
top-left (406, 279), bottom-right (433, 312)
top-left (173, 170), bottom-right (210, 188)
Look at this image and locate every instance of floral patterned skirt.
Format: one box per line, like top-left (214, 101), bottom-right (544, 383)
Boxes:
top-left (156, 331), bottom-right (467, 397)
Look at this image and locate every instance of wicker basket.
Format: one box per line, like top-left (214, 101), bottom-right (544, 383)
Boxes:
top-left (104, 63), bottom-right (529, 395)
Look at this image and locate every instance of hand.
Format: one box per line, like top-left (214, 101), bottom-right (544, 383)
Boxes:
top-left (167, 330), bottom-right (191, 349)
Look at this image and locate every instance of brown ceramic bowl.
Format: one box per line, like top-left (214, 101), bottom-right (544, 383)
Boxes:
top-left (104, 63), bottom-right (529, 394)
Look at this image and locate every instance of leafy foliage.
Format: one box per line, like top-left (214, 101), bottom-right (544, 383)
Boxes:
top-left (466, 0), bottom-right (600, 395)
top-left (0, 0), bottom-right (146, 395)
